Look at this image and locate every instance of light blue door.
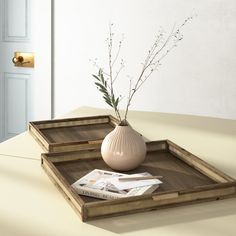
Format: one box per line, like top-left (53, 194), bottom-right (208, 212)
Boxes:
top-left (0, 0), bottom-right (52, 142)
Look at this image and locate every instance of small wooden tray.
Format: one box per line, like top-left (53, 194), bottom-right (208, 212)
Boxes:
top-left (41, 140), bottom-right (236, 221)
top-left (29, 115), bottom-right (118, 152)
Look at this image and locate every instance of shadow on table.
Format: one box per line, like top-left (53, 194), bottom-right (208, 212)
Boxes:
top-left (89, 198), bottom-right (236, 234)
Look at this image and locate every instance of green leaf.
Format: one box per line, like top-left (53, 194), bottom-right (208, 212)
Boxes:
top-left (95, 82), bottom-right (106, 91)
top-left (100, 89), bottom-right (108, 95)
top-left (104, 97), bottom-right (111, 105)
top-left (103, 92), bottom-right (110, 98)
top-left (94, 82), bottom-right (101, 87)
top-left (111, 94), bottom-right (115, 103)
top-left (103, 97), bottom-right (113, 107)
top-left (104, 90), bottom-right (109, 95)
top-left (115, 97), bottom-right (119, 107)
top-left (100, 72), bottom-right (105, 84)
top-left (98, 68), bottom-right (102, 77)
top-left (92, 74), bottom-right (100, 81)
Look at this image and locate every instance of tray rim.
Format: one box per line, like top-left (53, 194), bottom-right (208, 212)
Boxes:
top-left (41, 140), bottom-right (236, 221)
top-left (29, 114), bottom-right (119, 152)
top-left (29, 114), bottom-right (118, 125)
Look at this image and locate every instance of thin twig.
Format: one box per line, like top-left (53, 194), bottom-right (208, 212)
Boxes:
top-left (124, 16), bottom-right (193, 121)
top-left (93, 15), bottom-right (194, 123)
top-left (112, 34), bottom-right (124, 67)
top-left (113, 60), bottom-right (125, 83)
top-left (108, 24), bottom-right (122, 122)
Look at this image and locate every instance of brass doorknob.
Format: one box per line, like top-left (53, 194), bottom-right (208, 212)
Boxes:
top-left (12, 56), bottom-right (30, 65)
top-left (12, 56), bottom-right (24, 64)
top-left (12, 52), bottom-right (34, 68)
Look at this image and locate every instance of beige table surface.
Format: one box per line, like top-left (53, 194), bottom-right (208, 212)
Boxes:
top-left (0, 106), bottom-right (236, 236)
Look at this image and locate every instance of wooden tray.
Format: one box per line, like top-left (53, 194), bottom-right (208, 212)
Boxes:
top-left (41, 140), bottom-right (236, 222)
top-left (29, 115), bottom-right (118, 152)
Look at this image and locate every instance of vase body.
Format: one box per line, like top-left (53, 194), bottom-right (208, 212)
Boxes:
top-left (101, 125), bottom-right (146, 171)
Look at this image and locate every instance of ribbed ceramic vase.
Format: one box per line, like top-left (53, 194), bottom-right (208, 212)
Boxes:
top-left (101, 124), bottom-right (146, 171)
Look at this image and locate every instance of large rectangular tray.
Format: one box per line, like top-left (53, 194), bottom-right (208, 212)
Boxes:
top-left (41, 140), bottom-right (236, 222)
top-left (29, 115), bottom-right (118, 152)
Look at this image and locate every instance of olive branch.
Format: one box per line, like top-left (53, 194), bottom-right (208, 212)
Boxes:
top-left (92, 68), bottom-right (121, 121)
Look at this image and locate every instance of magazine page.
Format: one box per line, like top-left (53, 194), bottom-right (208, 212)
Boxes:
top-left (71, 169), bottom-right (162, 199)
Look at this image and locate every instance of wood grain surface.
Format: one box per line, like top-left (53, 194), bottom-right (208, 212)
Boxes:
top-left (41, 140), bottom-right (236, 221)
top-left (29, 115), bottom-right (118, 152)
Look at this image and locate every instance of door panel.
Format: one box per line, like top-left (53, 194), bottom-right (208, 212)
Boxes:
top-left (0, 0), bottom-right (51, 142)
top-left (3, 72), bottom-right (31, 139)
top-left (3, 0), bottom-right (30, 42)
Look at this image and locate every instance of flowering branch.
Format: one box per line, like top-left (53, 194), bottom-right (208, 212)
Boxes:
top-left (124, 16), bottom-right (193, 121)
top-left (92, 24), bottom-right (123, 122)
top-left (92, 16), bottom-right (194, 124)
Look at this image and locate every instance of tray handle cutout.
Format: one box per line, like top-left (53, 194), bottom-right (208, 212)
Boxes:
top-left (152, 192), bottom-right (179, 201)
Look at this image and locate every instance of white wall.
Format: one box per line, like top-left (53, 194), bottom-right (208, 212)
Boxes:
top-left (54, 0), bottom-right (236, 120)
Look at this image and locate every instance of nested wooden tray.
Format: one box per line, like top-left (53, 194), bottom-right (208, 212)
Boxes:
top-left (29, 115), bottom-right (118, 152)
top-left (41, 140), bottom-right (236, 222)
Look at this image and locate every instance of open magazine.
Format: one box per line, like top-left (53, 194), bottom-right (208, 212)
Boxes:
top-left (71, 169), bottom-right (162, 200)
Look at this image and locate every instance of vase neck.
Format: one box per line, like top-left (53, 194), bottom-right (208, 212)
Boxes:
top-left (119, 119), bottom-right (129, 126)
